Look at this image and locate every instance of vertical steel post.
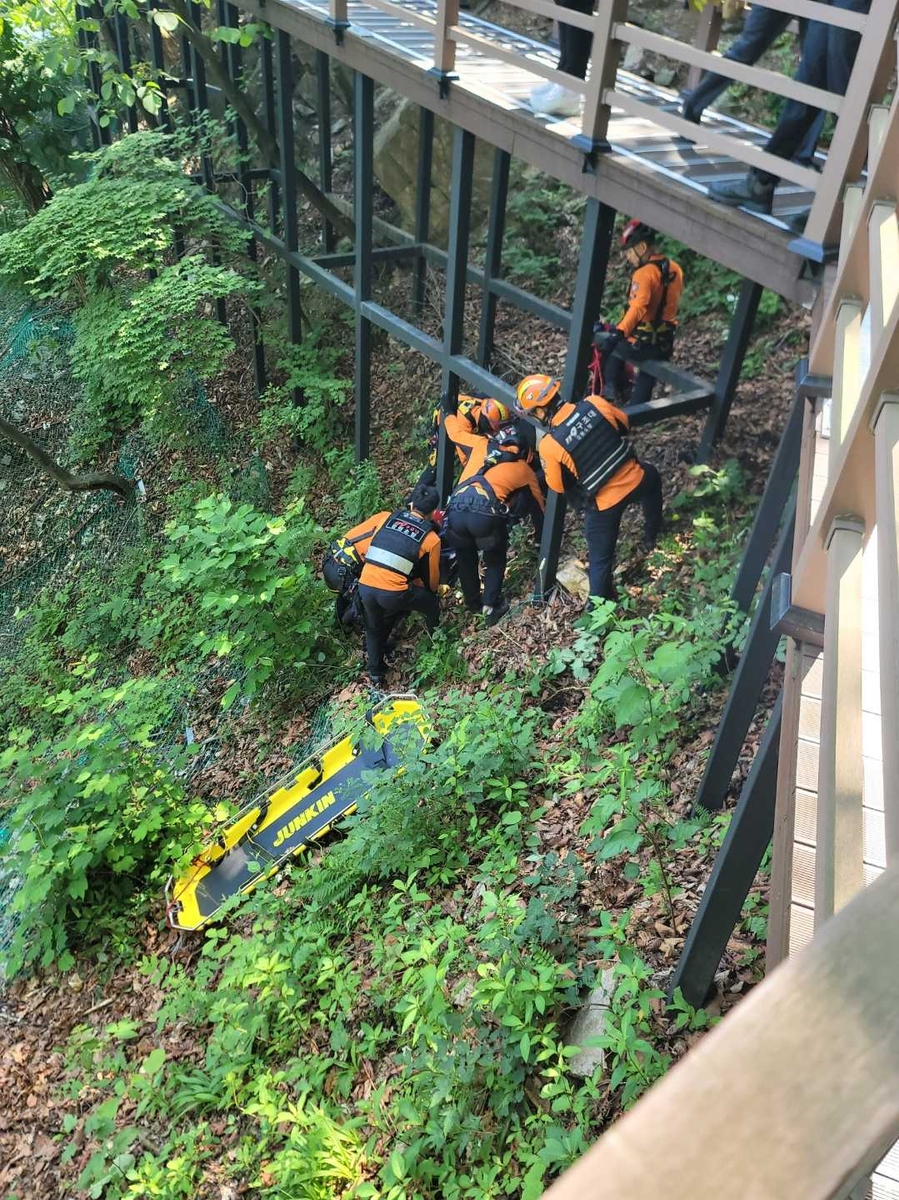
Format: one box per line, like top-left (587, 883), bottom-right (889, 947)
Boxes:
top-left (729, 388), bottom-right (805, 613)
top-left (147, 0), bottom-right (174, 133)
top-left (114, 12), bottom-right (139, 133)
top-left (477, 147), bottom-right (510, 369)
top-left (316, 51), bottom-right (335, 253)
top-left (536, 200), bottom-right (617, 600)
top-left (693, 500), bottom-right (796, 812)
top-left (276, 28), bottom-right (303, 382)
top-left (435, 127), bottom-right (476, 501)
top-left (354, 71), bottom-right (375, 461)
top-left (697, 278), bottom-right (763, 462)
top-left (75, 5), bottom-right (100, 150)
top-left (261, 35), bottom-right (280, 236)
top-left (225, 1), bottom-right (266, 393)
top-left (669, 692), bottom-right (783, 1008)
top-left (412, 107), bottom-right (435, 322)
top-left (189, 2), bottom-right (215, 192)
top-left (83, 4), bottom-right (112, 146)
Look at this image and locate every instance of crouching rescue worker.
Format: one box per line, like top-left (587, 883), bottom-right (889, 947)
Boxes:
top-left (444, 428), bottom-right (545, 626)
top-left (593, 220), bottom-right (683, 407)
top-left (357, 484), bottom-right (442, 688)
top-left (417, 393), bottom-right (513, 489)
top-left (516, 375), bottom-right (663, 602)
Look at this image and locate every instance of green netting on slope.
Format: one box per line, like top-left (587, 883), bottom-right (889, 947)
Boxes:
top-left (0, 288), bottom-right (277, 980)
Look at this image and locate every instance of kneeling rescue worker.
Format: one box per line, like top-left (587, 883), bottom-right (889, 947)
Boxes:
top-left (356, 483), bottom-right (442, 688)
top-left (516, 375), bottom-right (663, 602)
top-left (593, 220), bottom-right (683, 407)
top-left (444, 427), bottom-right (545, 626)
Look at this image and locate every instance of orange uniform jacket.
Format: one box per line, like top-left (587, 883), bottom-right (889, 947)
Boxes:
top-left (345, 511), bottom-right (442, 593)
top-left (474, 459), bottom-right (545, 510)
top-left (444, 399), bottom-right (489, 470)
top-left (539, 396), bottom-right (644, 511)
top-left (617, 255), bottom-right (683, 342)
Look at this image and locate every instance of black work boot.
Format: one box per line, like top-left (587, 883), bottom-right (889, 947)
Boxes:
top-left (707, 171), bottom-right (775, 214)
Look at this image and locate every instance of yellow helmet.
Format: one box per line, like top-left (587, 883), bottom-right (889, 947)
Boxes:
top-left (515, 374), bottom-right (560, 414)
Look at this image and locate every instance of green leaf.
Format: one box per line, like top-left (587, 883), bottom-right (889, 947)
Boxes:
top-left (141, 1047), bottom-right (166, 1075)
top-left (57, 94), bottom-right (76, 116)
top-left (151, 10), bottom-right (180, 31)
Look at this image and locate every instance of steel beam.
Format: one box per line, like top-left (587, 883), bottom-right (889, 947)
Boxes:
top-left (276, 28), bottom-right (303, 385)
top-left (261, 34), bottom-right (280, 236)
top-left (114, 12), bottom-right (139, 133)
top-left (477, 148), bottom-right (511, 369)
top-left (694, 498), bottom-right (795, 812)
top-left (697, 278), bottom-right (763, 461)
top-left (316, 51), bottom-right (336, 253)
top-left (225, 1), bottom-right (267, 394)
top-left (669, 692), bottom-right (783, 1008)
top-left (730, 387), bottom-right (805, 613)
top-left (354, 71), bottom-right (375, 461)
top-left (435, 127), bottom-right (476, 501)
top-left (412, 107), bottom-right (435, 321)
top-left (536, 199), bottom-right (616, 600)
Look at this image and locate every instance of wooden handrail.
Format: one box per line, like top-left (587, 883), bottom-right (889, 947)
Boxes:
top-left (542, 863), bottom-right (899, 1199)
top-left (448, 25), bottom-right (589, 93)
top-left (363, 0), bottom-right (438, 32)
top-left (746, 0), bottom-right (868, 32)
top-left (615, 23), bottom-right (844, 114)
top-left (604, 90), bottom-right (822, 189)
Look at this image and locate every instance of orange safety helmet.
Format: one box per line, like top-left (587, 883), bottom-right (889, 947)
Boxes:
top-left (480, 398), bottom-right (512, 432)
top-left (515, 374), bottom-right (560, 415)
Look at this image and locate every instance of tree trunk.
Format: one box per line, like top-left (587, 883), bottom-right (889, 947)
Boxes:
top-left (167, 1), bottom-right (355, 241)
top-left (0, 107), bottom-right (53, 215)
top-left (0, 414), bottom-right (134, 499)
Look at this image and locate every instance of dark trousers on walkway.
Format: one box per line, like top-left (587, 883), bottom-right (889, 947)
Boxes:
top-left (603, 340), bottom-right (667, 407)
top-left (685, 6), bottom-right (823, 165)
top-left (555, 0), bottom-right (593, 80)
top-left (358, 583), bottom-right (440, 676)
top-left (755, 0), bottom-right (869, 186)
top-left (584, 462), bottom-right (663, 600)
top-left (444, 509), bottom-right (509, 610)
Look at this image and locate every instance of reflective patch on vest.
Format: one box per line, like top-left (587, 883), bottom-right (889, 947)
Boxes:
top-left (366, 546), bottom-right (416, 574)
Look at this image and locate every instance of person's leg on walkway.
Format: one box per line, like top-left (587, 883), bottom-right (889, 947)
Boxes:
top-left (481, 523), bottom-right (509, 608)
top-left (584, 502), bottom-right (625, 600)
top-left (683, 7), bottom-right (791, 120)
top-left (556, 0), bottom-right (593, 79)
top-left (359, 585), bottom-right (389, 678)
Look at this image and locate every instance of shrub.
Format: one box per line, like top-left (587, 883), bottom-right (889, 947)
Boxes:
top-left (1, 678), bottom-right (207, 974)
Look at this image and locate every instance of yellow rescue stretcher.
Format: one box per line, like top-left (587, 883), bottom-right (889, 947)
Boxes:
top-left (165, 696), bottom-right (427, 932)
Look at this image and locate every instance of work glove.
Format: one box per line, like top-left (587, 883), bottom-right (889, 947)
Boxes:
top-left (440, 391), bottom-right (458, 417)
top-left (592, 327), bottom-right (623, 352)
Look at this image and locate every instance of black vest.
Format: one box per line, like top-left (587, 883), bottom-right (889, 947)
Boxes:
top-left (553, 400), bottom-right (634, 499)
top-left (365, 509), bottom-right (432, 580)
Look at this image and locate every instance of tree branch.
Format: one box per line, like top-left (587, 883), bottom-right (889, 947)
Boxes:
top-left (0, 414), bottom-right (135, 499)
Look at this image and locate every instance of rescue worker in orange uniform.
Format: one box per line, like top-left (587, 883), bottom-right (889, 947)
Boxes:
top-left (444, 428), bottom-right (545, 625)
top-left (417, 394), bottom-right (512, 489)
top-left (593, 220), bottom-right (684, 407)
top-left (516, 375), bottom-right (663, 602)
top-left (348, 484), bottom-right (442, 688)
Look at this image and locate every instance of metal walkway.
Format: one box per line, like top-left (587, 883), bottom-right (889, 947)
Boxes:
top-left (247, 0), bottom-right (820, 303)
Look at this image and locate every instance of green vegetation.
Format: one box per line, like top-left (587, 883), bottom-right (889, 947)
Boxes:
top-left (0, 19), bottom-right (781, 1196)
